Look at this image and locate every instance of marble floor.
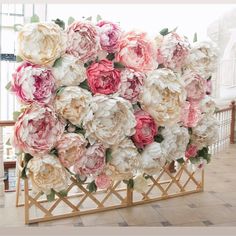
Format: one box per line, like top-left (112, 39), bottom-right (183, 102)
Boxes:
top-left (0, 144), bottom-right (236, 227)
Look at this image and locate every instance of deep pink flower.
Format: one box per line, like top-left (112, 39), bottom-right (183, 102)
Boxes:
top-left (87, 59), bottom-right (121, 95)
top-left (96, 20), bottom-right (121, 53)
top-left (132, 110), bottom-right (157, 148)
top-left (185, 144), bottom-right (198, 159)
top-left (11, 62), bottom-right (55, 105)
top-left (95, 173), bottom-right (112, 189)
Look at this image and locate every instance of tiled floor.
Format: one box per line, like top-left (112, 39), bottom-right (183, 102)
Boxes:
top-left (0, 144), bottom-right (235, 227)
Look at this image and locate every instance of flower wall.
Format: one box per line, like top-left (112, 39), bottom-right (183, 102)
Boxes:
top-left (9, 16), bottom-right (219, 198)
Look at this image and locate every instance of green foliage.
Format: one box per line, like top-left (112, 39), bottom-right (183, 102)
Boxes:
top-left (13, 111), bottom-right (21, 121)
top-left (5, 81), bottom-right (11, 91)
top-left (105, 148), bottom-right (112, 163)
top-left (56, 86), bottom-right (66, 96)
top-left (50, 148), bottom-right (59, 157)
top-left (13, 24), bottom-right (23, 32)
top-left (123, 179), bottom-right (134, 189)
top-left (46, 189), bottom-right (56, 202)
top-left (96, 14), bottom-right (102, 22)
top-left (193, 32), bottom-right (198, 43)
top-left (79, 80), bottom-right (90, 91)
top-left (106, 53), bottom-right (115, 61)
top-left (154, 134), bottom-right (164, 143)
top-left (30, 14), bottom-right (40, 23)
top-left (52, 18), bottom-right (65, 30)
top-left (176, 158), bottom-right (185, 164)
top-left (16, 56), bottom-right (23, 62)
top-left (86, 16), bottom-right (92, 21)
top-left (113, 62), bottom-right (125, 69)
top-left (53, 57), bottom-right (63, 68)
top-left (159, 28), bottom-right (169, 36)
top-left (68, 16), bottom-right (75, 25)
top-left (87, 181), bottom-right (97, 193)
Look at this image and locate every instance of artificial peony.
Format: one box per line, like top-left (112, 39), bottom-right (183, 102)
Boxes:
top-left (87, 59), bottom-right (121, 95)
top-left (11, 62), bottom-right (55, 105)
top-left (133, 174), bottom-right (149, 193)
top-left (13, 104), bottom-right (65, 156)
top-left (116, 31), bottom-right (157, 72)
top-left (95, 173), bottom-right (112, 189)
top-left (56, 133), bottom-right (87, 168)
top-left (66, 21), bottom-right (101, 62)
top-left (18, 22), bottom-right (66, 67)
top-left (52, 54), bottom-right (86, 87)
top-left (27, 154), bottom-right (70, 195)
top-left (54, 86), bottom-right (92, 126)
top-left (96, 20), bottom-right (121, 53)
top-left (119, 69), bottom-right (145, 104)
top-left (200, 95), bottom-right (216, 115)
top-left (83, 95), bottom-right (136, 146)
top-left (140, 68), bottom-right (186, 126)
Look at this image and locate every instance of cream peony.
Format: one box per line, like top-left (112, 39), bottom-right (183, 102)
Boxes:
top-left (185, 41), bottom-right (218, 79)
top-left (106, 138), bottom-right (140, 180)
top-left (27, 155), bottom-right (70, 195)
top-left (52, 54), bottom-right (86, 87)
top-left (191, 115), bottom-right (219, 149)
top-left (83, 95), bottom-right (136, 146)
top-left (161, 124), bottom-right (190, 162)
top-left (54, 86), bottom-right (92, 126)
top-left (17, 22), bottom-right (67, 67)
top-left (139, 68), bottom-right (186, 126)
top-left (140, 142), bottom-right (166, 175)
top-left (133, 174), bottom-right (149, 193)
top-left (199, 95), bottom-right (216, 115)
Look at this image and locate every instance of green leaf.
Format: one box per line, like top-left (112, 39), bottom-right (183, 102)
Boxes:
top-left (79, 80), bottom-right (90, 91)
top-left (53, 57), bottom-right (63, 68)
top-left (127, 179), bottom-right (134, 189)
top-left (84, 60), bottom-right (94, 68)
top-left (96, 14), bottom-right (102, 22)
top-left (86, 16), bottom-right (92, 21)
top-left (87, 181), bottom-right (97, 193)
top-left (13, 24), bottom-right (23, 32)
top-left (159, 28), bottom-right (169, 36)
top-left (75, 174), bottom-right (87, 183)
top-left (50, 148), bottom-right (58, 157)
top-left (176, 158), bottom-right (185, 164)
top-left (158, 126), bottom-right (165, 132)
top-left (193, 32), bottom-right (198, 43)
top-left (189, 156), bottom-right (201, 164)
top-left (188, 127), bottom-right (193, 135)
top-left (137, 148), bottom-right (143, 154)
top-left (143, 174), bottom-right (152, 180)
top-left (106, 53), bottom-right (115, 61)
top-left (21, 166), bottom-right (27, 179)
top-left (30, 14), bottom-right (40, 23)
top-left (154, 134), bottom-right (164, 143)
top-left (16, 55), bottom-right (23, 62)
top-left (5, 81), bottom-right (11, 91)
top-left (56, 86), bottom-right (66, 96)
top-left (207, 76), bottom-right (212, 81)
top-left (105, 148), bottom-right (112, 163)
top-left (74, 125), bottom-right (86, 135)
top-left (171, 26), bottom-right (178, 33)
top-left (59, 190), bottom-right (68, 197)
top-left (24, 153), bottom-right (33, 163)
top-left (52, 18), bottom-right (65, 30)
top-left (46, 189), bottom-right (56, 202)
top-left (13, 111), bottom-right (21, 121)
top-left (68, 16), bottom-right (75, 25)
top-left (114, 62), bottom-right (125, 69)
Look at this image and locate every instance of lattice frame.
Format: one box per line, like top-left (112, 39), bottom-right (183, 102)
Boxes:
top-left (16, 161), bottom-right (204, 224)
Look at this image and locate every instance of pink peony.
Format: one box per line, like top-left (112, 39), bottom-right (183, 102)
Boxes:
top-left (11, 62), bottom-right (55, 105)
top-left (74, 143), bottom-right (106, 176)
top-left (95, 173), bottom-right (112, 189)
top-left (184, 72), bottom-right (207, 102)
top-left (96, 20), bottom-right (121, 53)
top-left (132, 110), bottom-right (157, 148)
top-left (156, 32), bottom-right (190, 70)
top-left (87, 59), bottom-right (121, 95)
top-left (13, 104), bottom-right (65, 156)
top-left (66, 21), bottom-right (101, 62)
top-left (119, 69), bottom-right (145, 103)
top-left (185, 144), bottom-right (198, 159)
top-left (206, 79), bottom-right (212, 95)
top-left (116, 31), bottom-right (157, 72)
top-left (180, 101), bottom-right (202, 128)
top-left (56, 133), bottom-right (87, 168)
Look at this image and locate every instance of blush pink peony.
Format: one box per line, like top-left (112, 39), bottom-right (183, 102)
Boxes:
top-left (13, 104), bottom-right (65, 156)
top-left (116, 31), bottom-right (157, 72)
top-left (185, 144), bottom-right (198, 159)
top-left (87, 59), bottom-right (121, 95)
top-left (132, 110), bottom-right (157, 148)
top-left (74, 143), bottom-right (106, 176)
top-left (56, 133), bottom-right (87, 168)
top-left (119, 69), bottom-right (145, 103)
top-left (66, 21), bottom-right (101, 62)
top-left (180, 101), bottom-right (202, 128)
top-left (184, 71), bottom-right (207, 102)
top-left (11, 62), bottom-right (55, 105)
top-left (95, 173), bottom-right (112, 189)
top-left (96, 20), bottom-right (121, 53)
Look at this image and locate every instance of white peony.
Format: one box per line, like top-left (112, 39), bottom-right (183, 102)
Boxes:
top-left (52, 54), bottom-right (86, 87)
top-left (185, 41), bottom-right (218, 79)
top-left (83, 95), bottom-right (136, 146)
top-left (139, 68), bottom-right (186, 126)
top-left (18, 22), bottom-right (67, 67)
top-left (140, 142), bottom-right (166, 175)
top-left (133, 174), bottom-right (149, 193)
top-left (106, 138), bottom-right (140, 180)
top-left (27, 154), bottom-right (70, 195)
top-left (191, 115), bottom-right (219, 149)
top-left (54, 86), bottom-right (92, 126)
top-left (199, 95), bottom-right (216, 115)
top-left (161, 124), bottom-right (190, 162)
